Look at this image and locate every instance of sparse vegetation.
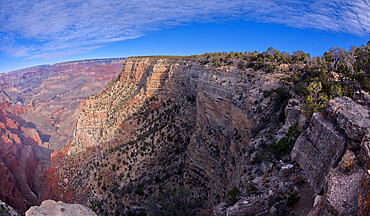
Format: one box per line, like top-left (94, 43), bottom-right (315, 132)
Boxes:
top-left (261, 122), bottom-right (302, 162)
top-left (144, 186), bottom-right (203, 216)
top-left (0, 204), bottom-right (14, 216)
top-left (47, 40), bottom-right (370, 216)
top-left (341, 152), bottom-right (355, 172)
top-left (226, 186), bottom-right (242, 206)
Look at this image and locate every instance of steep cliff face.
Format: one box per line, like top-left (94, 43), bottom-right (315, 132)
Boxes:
top-left (186, 62), bottom-right (283, 205)
top-left (0, 101), bottom-right (50, 214)
top-left (291, 97), bottom-right (370, 215)
top-left (44, 57), bottom-right (292, 215)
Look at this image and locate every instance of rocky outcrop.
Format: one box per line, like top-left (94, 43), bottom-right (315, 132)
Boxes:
top-left (291, 112), bottom-right (348, 194)
top-left (5, 54), bottom-right (370, 216)
top-left (358, 169), bottom-right (370, 215)
top-left (25, 200), bottom-right (96, 216)
top-left (277, 98), bottom-right (306, 140)
top-left (292, 97), bottom-right (370, 215)
top-left (186, 63), bottom-right (283, 205)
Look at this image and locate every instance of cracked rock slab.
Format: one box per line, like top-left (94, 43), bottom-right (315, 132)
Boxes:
top-left (291, 113), bottom-right (348, 193)
top-left (326, 97), bottom-right (370, 141)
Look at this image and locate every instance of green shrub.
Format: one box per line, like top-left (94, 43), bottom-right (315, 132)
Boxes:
top-left (135, 184), bottom-right (145, 196)
top-left (0, 205), bottom-right (12, 216)
top-left (262, 122), bottom-right (301, 161)
top-left (226, 186), bottom-right (241, 206)
top-left (101, 184), bottom-right (107, 191)
top-left (247, 181), bottom-right (258, 193)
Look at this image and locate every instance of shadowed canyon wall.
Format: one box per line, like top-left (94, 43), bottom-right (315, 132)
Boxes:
top-left (19, 56), bottom-right (370, 215)
top-left (44, 57), bottom-right (287, 215)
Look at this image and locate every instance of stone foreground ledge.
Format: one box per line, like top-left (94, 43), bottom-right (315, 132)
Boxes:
top-left (292, 97), bottom-right (370, 215)
top-left (26, 200), bottom-right (97, 216)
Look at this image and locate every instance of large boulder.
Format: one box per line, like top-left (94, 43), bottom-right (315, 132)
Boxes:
top-left (276, 98), bottom-right (307, 140)
top-left (25, 200), bottom-right (97, 216)
top-left (326, 97), bottom-right (370, 141)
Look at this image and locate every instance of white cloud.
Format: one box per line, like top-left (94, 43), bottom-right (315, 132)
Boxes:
top-left (0, 0), bottom-right (369, 59)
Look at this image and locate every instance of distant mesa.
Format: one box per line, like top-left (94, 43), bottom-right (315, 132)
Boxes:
top-left (0, 58), bottom-right (125, 151)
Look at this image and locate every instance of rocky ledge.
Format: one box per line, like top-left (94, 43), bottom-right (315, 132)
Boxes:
top-left (291, 96), bottom-right (370, 215)
top-left (25, 200), bottom-right (96, 216)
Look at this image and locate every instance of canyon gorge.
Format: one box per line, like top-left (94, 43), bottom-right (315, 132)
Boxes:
top-left (1, 51), bottom-right (370, 216)
top-left (0, 58), bottom-right (124, 214)
top-left (39, 56), bottom-right (370, 215)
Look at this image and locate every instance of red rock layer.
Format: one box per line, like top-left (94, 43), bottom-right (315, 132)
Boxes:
top-left (0, 59), bottom-right (124, 213)
top-left (0, 102), bottom-right (44, 214)
top-left (0, 58), bottom-right (125, 151)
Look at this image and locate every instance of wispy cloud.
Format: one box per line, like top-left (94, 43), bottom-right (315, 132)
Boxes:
top-left (0, 0), bottom-right (369, 59)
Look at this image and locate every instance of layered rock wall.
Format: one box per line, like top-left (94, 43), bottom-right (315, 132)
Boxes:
top-left (45, 57), bottom-right (285, 214)
top-left (0, 102), bottom-right (50, 214)
top-left (292, 97), bottom-right (370, 215)
top-left (0, 59), bottom-right (124, 214)
top-left (1, 58), bottom-right (125, 150)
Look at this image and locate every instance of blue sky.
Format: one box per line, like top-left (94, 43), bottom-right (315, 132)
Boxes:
top-left (1, 0), bottom-right (370, 73)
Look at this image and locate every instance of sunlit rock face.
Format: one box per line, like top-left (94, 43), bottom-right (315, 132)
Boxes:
top-left (0, 101), bottom-right (49, 214)
top-left (43, 56), bottom-right (289, 215)
top-left (0, 59), bottom-right (124, 214)
top-left (0, 58), bottom-right (125, 150)
top-left (12, 56), bottom-right (370, 215)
